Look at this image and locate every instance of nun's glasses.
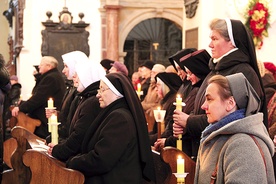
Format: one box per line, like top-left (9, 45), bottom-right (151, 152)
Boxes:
top-left (97, 87), bottom-right (110, 94)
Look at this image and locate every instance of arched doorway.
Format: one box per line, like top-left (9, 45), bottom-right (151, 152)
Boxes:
top-left (123, 18), bottom-right (182, 75)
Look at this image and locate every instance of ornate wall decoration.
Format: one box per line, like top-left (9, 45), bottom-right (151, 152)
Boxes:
top-left (41, 7), bottom-right (90, 72)
top-left (3, 0), bottom-right (25, 74)
top-left (184, 0), bottom-right (199, 18)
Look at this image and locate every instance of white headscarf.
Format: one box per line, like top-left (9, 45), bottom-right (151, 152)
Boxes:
top-left (75, 62), bottom-right (106, 92)
top-left (61, 51), bottom-right (89, 80)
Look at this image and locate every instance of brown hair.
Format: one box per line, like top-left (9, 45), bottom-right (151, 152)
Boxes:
top-left (208, 75), bottom-right (232, 101)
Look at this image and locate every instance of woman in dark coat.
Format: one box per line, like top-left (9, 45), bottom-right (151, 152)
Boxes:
top-left (48, 61), bottom-right (106, 161)
top-left (66, 73), bottom-right (155, 184)
top-left (173, 18), bottom-right (266, 160)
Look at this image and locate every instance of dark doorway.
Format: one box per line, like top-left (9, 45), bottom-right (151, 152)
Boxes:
top-left (124, 18), bottom-right (182, 75)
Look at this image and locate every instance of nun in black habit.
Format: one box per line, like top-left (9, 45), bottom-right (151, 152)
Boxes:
top-left (173, 18), bottom-right (267, 160)
top-left (66, 73), bottom-right (155, 184)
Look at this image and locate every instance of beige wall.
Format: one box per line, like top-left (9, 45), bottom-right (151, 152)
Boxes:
top-left (183, 0), bottom-right (276, 63)
top-left (3, 0), bottom-right (276, 99)
top-left (18, 0), bottom-right (102, 99)
top-left (0, 0), bottom-right (10, 64)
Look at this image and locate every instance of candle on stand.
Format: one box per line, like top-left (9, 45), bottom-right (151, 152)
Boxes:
top-left (177, 155), bottom-right (185, 183)
top-left (176, 94), bottom-right (182, 111)
top-left (48, 98), bottom-right (54, 108)
top-left (50, 114), bottom-right (59, 144)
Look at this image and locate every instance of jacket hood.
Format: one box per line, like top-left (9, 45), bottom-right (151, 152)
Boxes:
top-left (205, 113), bottom-right (274, 156)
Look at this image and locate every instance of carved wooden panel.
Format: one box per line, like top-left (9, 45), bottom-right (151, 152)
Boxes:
top-left (41, 8), bottom-right (90, 72)
top-left (3, 0), bottom-right (25, 75)
top-left (185, 28), bottom-right (198, 49)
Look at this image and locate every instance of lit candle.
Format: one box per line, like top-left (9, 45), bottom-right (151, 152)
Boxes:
top-left (177, 155), bottom-right (185, 182)
top-left (48, 98), bottom-right (54, 108)
top-left (137, 83), bottom-right (141, 93)
top-left (137, 83), bottom-right (141, 99)
top-left (176, 94), bottom-right (182, 111)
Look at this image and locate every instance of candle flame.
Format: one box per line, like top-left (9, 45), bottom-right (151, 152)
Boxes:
top-left (177, 94), bottom-right (180, 98)
top-left (157, 106), bottom-right (161, 110)
top-left (178, 155), bottom-right (182, 159)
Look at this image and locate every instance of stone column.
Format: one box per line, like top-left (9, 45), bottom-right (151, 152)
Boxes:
top-left (104, 5), bottom-right (121, 61)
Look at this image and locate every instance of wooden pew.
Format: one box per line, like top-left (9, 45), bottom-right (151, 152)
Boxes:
top-left (161, 146), bottom-right (196, 184)
top-left (142, 150), bottom-right (172, 184)
top-left (3, 112), bottom-right (41, 169)
top-left (2, 126), bottom-right (35, 184)
top-left (23, 149), bottom-right (85, 184)
top-left (2, 126), bottom-right (84, 184)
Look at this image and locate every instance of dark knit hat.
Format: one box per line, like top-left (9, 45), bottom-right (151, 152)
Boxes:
top-left (111, 61), bottom-right (129, 76)
top-left (140, 60), bottom-right (155, 70)
top-left (264, 62), bottom-right (276, 74)
top-left (100, 59), bottom-right (115, 70)
top-left (168, 48), bottom-right (197, 70)
top-left (10, 75), bottom-right (18, 81)
top-left (180, 49), bottom-right (211, 80)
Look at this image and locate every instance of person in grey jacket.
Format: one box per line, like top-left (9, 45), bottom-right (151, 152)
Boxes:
top-left (194, 73), bottom-right (275, 184)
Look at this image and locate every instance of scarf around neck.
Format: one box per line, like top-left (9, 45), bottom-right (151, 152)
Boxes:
top-left (201, 109), bottom-right (245, 142)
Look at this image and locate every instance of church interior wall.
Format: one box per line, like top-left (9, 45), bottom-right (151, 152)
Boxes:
top-left (1, 0), bottom-right (276, 99)
top-left (17, 0), bottom-right (102, 99)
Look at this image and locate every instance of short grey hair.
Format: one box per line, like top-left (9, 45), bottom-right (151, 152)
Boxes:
top-left (41, 56), bottom-right (58, 68)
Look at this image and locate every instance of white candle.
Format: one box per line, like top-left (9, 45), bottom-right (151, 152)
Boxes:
top-left (51, 122), bottom-right (59, 145)
top-left (137, 83), bottom-right (141, 99)
top-left (177, 155), bottom-right (185, 182)
top-left (48, 114), bottom-right (57, 132)
top-left (176, 94), bottom-right (182, 111)
top-left (50, 114), bottom-right (57, 123)
top-left (48, 98), bottom-right (54, 108)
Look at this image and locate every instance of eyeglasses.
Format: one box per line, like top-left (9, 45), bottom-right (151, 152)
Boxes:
top-left (97, 88), bottom-right (110, 94)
